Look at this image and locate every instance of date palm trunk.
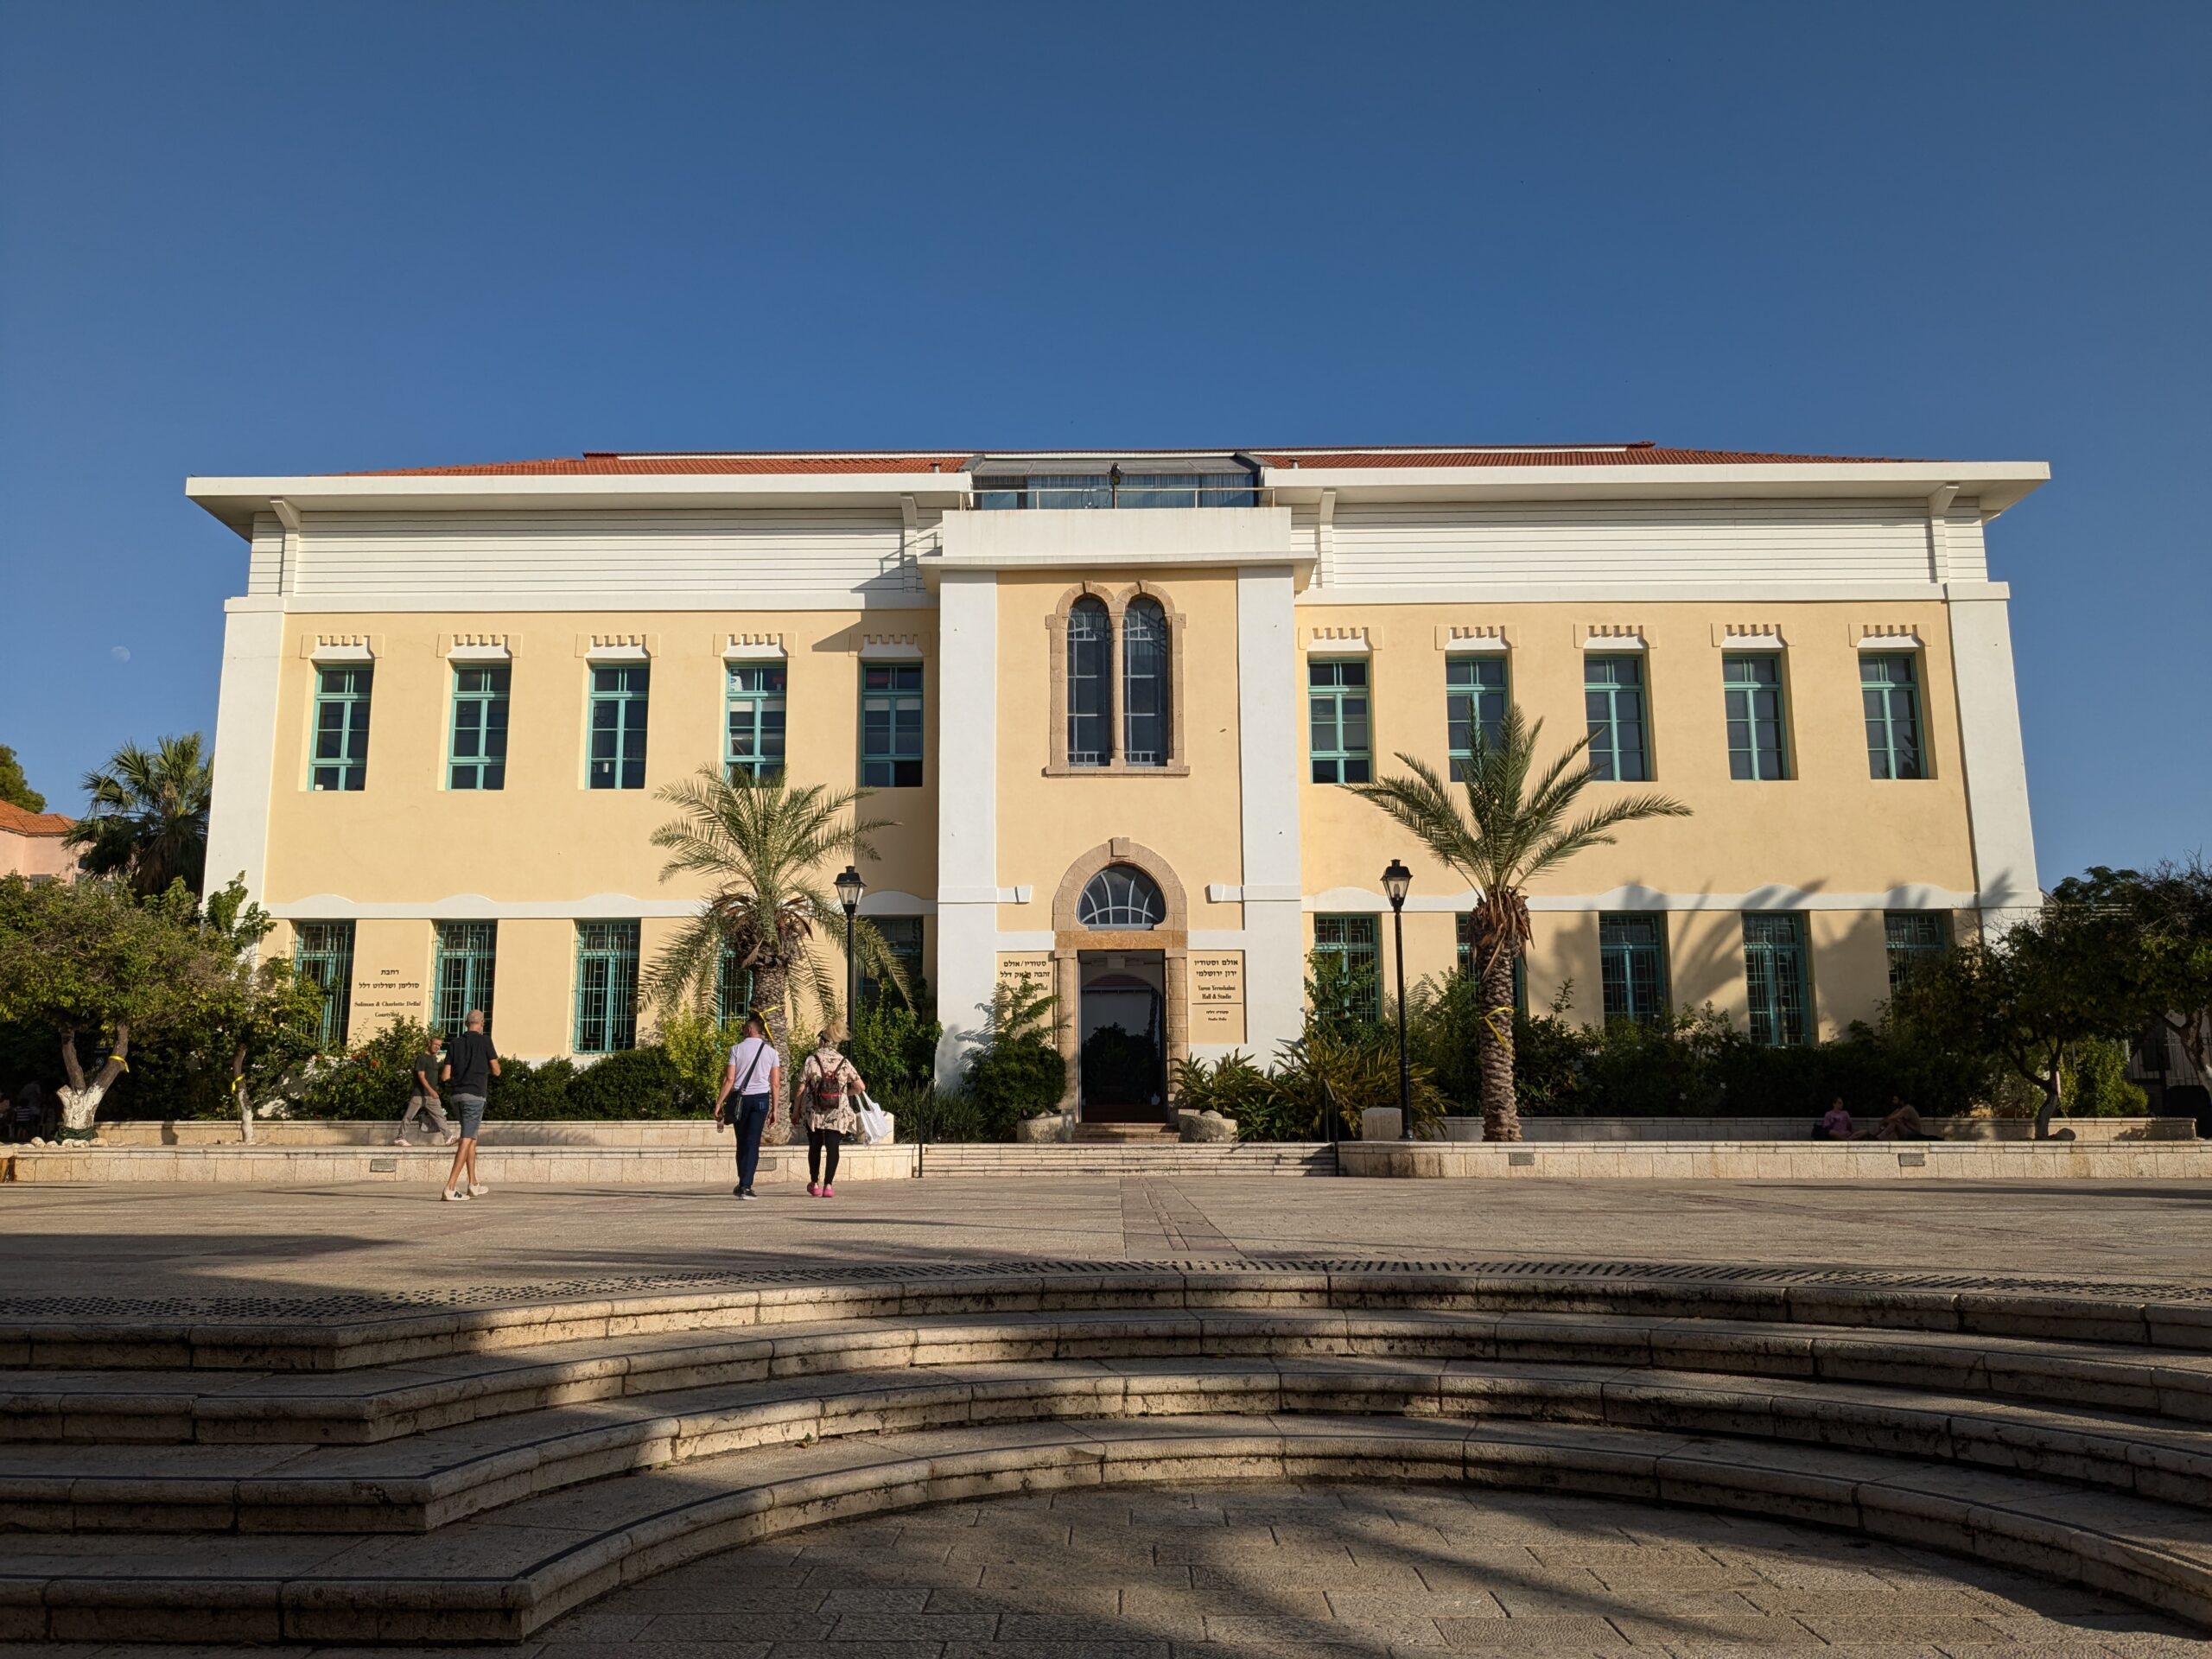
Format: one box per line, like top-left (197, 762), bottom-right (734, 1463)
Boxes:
top-left (1477, 950), bottom-right (1522, 1142)
top-left (754, 959), bottom-right (793, 1146)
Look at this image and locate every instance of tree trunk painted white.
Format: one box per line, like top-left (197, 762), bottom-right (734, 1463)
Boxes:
top-left (232, 1040), bottom-right (255, 1145)
top-left (55, 1022), bottom-right (130, 1138)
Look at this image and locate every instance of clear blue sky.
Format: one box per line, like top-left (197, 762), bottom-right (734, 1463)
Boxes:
top-left (3, 2), bottom-right (2205, 884)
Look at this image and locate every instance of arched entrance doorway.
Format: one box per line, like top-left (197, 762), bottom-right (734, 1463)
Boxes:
top-left (1051, 840), bottom-right (1190, 1124)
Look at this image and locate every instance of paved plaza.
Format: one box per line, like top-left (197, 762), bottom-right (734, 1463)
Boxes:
top-left (6, 1175), bottom-right (2212, 1306)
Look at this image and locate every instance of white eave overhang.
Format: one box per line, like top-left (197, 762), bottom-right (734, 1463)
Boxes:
top-left (184, 471), bottom-right (977, 537)
top-left (1259, 461), bottom-right (2050, 516)
top-left (922, 504), bottom-right (1309, 582)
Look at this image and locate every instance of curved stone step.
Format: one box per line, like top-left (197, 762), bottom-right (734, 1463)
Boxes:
top-left (12, 1303), bottom-right (2212, 1451)
top-left (6, 1354), bottom-right (2212, 1535)
top-left (10, 1262), bottom-right (2210, 1370)
top-left (8, 1414), bottom-right (2212, 1643)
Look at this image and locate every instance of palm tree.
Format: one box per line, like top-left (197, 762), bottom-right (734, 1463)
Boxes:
top-left (66, 733), bottom-right (213, 896)
top-left (643, 766), bottom-right (911, 1090)
top-left (1349, 705), bottom-right (1690, 1141)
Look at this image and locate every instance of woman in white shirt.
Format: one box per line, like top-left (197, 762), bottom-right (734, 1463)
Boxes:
top-left (714, 1014), bottom-right (782, 1201)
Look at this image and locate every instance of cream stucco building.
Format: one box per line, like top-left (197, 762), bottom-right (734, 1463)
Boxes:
top-left (190, 444), bottom-right (2045, 1122)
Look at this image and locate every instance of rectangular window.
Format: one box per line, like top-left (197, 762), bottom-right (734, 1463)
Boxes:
top-left (1453, 912), bottom-right (1527, 1014)
top-left (1884, 911), bottom-right (1950, 992)
top-left (588, 665), bottom-right (650, 791)
top-left (574, 921), bottom-right (640, 1053)
top-left (1862, 652), bottom-right (1925, 779)
top-left (726, 663), bottom-right (787, 781)
top-left (1313, 913), bottom-right (1382, 1023)
top-left (1743, 912), bottom-right (1809, 1047)
top-left (433, 921), bottom-right (498, 1039)
top-left (1446, 655), bottom-right (1509, 780)
top-left (861, 662), bottom-right (925, 787)
top-left (1583, 655), bottom-right (1649, 782)
top-left (448, 665), bottom-right (509, 791)
top-left (1308, 659), bottom-right (1372, 784)
top-left (1724, 653), bottom-right (1789, 780)
top-left (861, 916), bottom-right (926, 1007)
top-left (715, 942), bottom-right (755, 1025)
top-left (1599, 914), bottom-right (1669, 1026)
top-left (310, 666), bottom-right (372, 791)
top-left (292, 921), bottom-right (355, 1050)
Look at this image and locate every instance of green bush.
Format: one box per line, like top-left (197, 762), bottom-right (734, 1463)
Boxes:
top-left (292, 1020), bottom-right (435, 1121)
top-left (493, 1056), bottom-right (576, 1116)
top-left (1169, 1050), bottom-right (1273, 1122)
top-left (847, 994), bottom-right (940, 1091)
top-left (2063, 1035), bottom-right (2149, 1117)
top-left (1080, 1023), bottom-right (1158, 1108)
top-left (658, 1010), bottom-right (746, 1107)
top-left (563, 1046), bottom-right (698, 1118)
top-left (960, 977), bottom-right (1067, 1135)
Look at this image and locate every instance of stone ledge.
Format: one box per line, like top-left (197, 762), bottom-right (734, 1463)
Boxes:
top-left (1340, 1140), bottom-right (2212, 1181)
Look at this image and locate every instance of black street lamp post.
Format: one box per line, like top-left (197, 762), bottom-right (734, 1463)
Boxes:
top-left (1382, 859), bottom-right (1413, 1139)
top-left (834, 866), bottom-right (864, 1030)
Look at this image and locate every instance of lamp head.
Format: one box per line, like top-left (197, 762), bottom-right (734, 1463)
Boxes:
top-left (1382, 858), bottom-right (1413, 909)
top-left (835, 864), bottom-right (864, 915)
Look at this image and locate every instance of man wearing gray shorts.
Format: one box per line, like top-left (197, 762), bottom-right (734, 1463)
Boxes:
top-left (440, 1009), bottom-right (500, 1202)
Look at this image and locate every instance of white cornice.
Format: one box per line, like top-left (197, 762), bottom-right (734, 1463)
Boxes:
top-left (1261, 461), bottom-right (2049, 515)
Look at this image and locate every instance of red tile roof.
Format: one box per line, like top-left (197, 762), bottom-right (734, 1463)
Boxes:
top-left (341, 443), bottom-right (1923, 478)
top-left (0, 802), bottom-right (72, 838)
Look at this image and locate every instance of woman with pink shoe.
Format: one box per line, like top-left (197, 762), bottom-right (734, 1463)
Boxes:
top-left (796, 1023), bottom-right (865, 1197)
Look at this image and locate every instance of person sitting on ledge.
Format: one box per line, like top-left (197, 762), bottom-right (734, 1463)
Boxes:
top-left (1813, 1097), bottom-right (1857, 1140)
top-left (1878, 1097), bottom-right (1941, 1141)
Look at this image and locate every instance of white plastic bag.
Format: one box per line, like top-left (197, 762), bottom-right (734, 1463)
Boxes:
top-left (855, 1093), bottom-right (892, 1146)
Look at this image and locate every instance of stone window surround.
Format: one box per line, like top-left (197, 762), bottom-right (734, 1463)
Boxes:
top-left (1047, 836), bottom-right (1192, 1111)
top-left (1042, 582), bottom-right (1191, 778)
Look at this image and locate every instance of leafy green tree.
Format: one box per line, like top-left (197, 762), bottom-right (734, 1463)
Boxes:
top-left (190, 880), bottom-right (327, 1141)
top-left (2054, 860), bottom-right (2212, 1094)
top-left (1348, 705), bottom-right (1690, 1141)
top-left (641, 766), bottom-right (911, 1104)
top-left (0, 745), bottom-right (44, 813)
top-left (963, 975), bottom-right (1067, 1133)
top-left (0, 875), bottom-right (217, 1135)
top-left (65, 734), bottom-right (213, 896)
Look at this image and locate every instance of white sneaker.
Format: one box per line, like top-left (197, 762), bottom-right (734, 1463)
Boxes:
top-left (442, 1188), bottom-right (469, 1202)
top-left (467, 1183), bottom-right (489, 1198)
top-left (442, 1134), bottom-right (459, 1146)
top-left (393, 1138), bottom-right (412, 1147)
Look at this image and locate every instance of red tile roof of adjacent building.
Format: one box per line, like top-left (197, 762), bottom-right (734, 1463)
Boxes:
top-left (342, 443), bottom-right (1924, 478)
top-left (0, 802), bottom-right (73, 838)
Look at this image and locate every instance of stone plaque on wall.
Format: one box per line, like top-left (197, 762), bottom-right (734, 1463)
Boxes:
top-left (1190, 950), bottom-right (1245, 1044)
top-left (351, 965), bottom-right (427, 1039)
top-left (996, 953), bottom-right (1052, 997)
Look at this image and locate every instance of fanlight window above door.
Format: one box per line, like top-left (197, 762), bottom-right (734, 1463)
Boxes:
top-left (1077, 865), bottom-right (1165, 930)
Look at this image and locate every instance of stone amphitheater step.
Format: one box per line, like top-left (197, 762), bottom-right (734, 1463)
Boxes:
top-left (11, 1306), bottom-right (2212, 1447)
top-left (923, 1142), bottom-right (1334, 1172)
top-left (11, 1414), bottom-right (2212, 1643)
top-left (10, 1355), bottom-right (2212, 1535)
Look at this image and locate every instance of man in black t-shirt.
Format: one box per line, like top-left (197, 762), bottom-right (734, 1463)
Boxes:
top-left (439, 1010), bottom-right (500, 1201)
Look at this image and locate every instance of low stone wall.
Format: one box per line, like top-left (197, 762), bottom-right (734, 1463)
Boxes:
top-left (1445, 1115), bottom-right (2196, 1143)
top-left (1, 1141), bottom-right (917, 1185)
top-left (1344, 1138), bottom-right (2212, 1179)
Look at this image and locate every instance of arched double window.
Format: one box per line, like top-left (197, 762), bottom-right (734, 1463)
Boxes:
top-left (1066, 598), bottom-right (1112, 767)
top-left (1077, 864), bottom-right (1165, 929)
top-left (1058, 588), bottom-right (1175, 771)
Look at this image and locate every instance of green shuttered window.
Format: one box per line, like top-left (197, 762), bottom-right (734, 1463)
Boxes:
top-left (574, 921), bottom-right (640, 1054)
top-left (1599, 914), bottom-right (1669, 1026)
top-left (1742, 912), bottom-right (1809, 1046)
top-left (1862, 652), bottom-right (1925, 779)
top-left (448, 665), bottom-right (509, 791)
top-left (1885, 911), bottom-right (1950, 992)
top-left (292, 921), bottom-right (355, 1050)
top-left (1446, 654), bottom-right (1507, 781)
top-left (861, 663), bottom-right (925, 787)
top-left (726, 663), bottom-right (787, 781)
top-left (1308, 659), bottom-right (1371, 784)
top-left (1313, 914), bottom-right (1382, 1024)
top-left (433, 922), bottom-right (498, 1039)
top-left (310, 667), bottom-right (372, 791)
top-left (1724, 653), bottom-right (1789, 780)
top-left (588, 665), bottom-right (650, 791)
top-left (1583, 655), bottom-right (1649, 782)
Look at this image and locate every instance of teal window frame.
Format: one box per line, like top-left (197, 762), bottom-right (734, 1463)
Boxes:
top-left (1446, 654), bottom-right (1508, 781)
top-left (1583, 654), bottom-right (1649, 782)
top-left (861, 662), bottom-right (925, 788)
top-left (588, 664), bottom-right (650, 791)
top-left (715, 942), bottom-right (755, 1025)
top-left (1742, 912), bottom-right (1810, 1047)
top-left (574, 921), bottom-right (641, 1054)
top-left (1313, 913), bottom-right (1382, 1024)
top-left (1308, 658), bottom-right (1372, 785)
top-left (1122, 597), bottom-right (1171, 766)
top-left (1453, 912), bottom-right (1527, 1014)
top-left (1723, 652), bottom-right (1790, 780)
top-left (861, 916), bottom-right (926, 1008)
top-left (725, 662), bottom-right (787, 781)
top-left (448, 664), bottom-right (509, 791)
top-left (1861, 652), bottom-right (1926, 779)
top-left (310, 666), bottom-right (372, 791)
top-left (1599, 913), bottom-right (1669, 1026)
top-left (1885, 911), bottom-right (1950, 992)
top-left (1065, 599), bottom-right (1112, 766)
top-left (432, 921), bottom-right (498, 1039)
top-left (292, 921), bottom-right (355, 1050)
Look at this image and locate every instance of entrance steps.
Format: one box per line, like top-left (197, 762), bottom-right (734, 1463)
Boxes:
top-left (8, 1262), bottom-right (2212, 1641)
top-left (925, 1141), bottom-right (1333, 1175)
